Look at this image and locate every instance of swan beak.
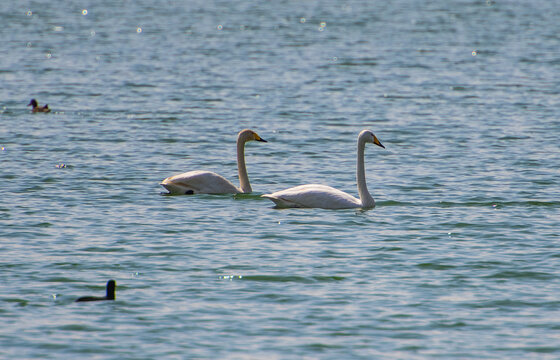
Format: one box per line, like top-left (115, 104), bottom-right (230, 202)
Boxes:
top-left (373, 136), bottom-right (385, 149)
top-left (255, 134), bottom-right (267, 143)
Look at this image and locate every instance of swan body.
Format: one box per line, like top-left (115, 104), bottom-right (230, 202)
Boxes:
top-left (161, 170), bottom-right (240, 195)
top-left (160, 129), bottom-right (267, 195)
top-left (262, 184), bottom-right (363, 208)
top-left (262, 130), bottom-right (384, 209)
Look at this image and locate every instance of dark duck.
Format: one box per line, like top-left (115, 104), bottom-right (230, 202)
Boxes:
top-left (27, 99), bottom-right (51, 113)
top-left (75, 280), bottom-right (116, 302)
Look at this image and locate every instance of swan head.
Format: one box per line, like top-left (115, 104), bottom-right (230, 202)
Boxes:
top-left (359, 129), bottom-right (385, 149)
top-left (238, 129), bottom-right (267, 143)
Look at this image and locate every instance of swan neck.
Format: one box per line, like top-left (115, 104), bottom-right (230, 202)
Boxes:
top-left (237, 137), bottom-right (252, 193)
top-left (356, 138), bottom-right (375, 207)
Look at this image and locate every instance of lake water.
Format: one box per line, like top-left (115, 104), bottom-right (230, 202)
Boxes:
top-left (1, 0), bottom-right (559, 358)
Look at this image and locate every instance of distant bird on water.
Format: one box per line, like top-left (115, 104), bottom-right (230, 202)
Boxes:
top-left (27, 99), bottom-right (51, 113)
top-left (75, 280), bottom-right (116, 302)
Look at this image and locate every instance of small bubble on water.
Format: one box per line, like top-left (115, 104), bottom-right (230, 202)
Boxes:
top-left (320, 21), bottom-right (327, 28)
top-left (1, 146), bottom-right (5, 151)
top-left (136, 27), bottom-right (142, 33)
top-left (472, 50), bottom-right (478, 56)
top-left (26, 10), bottom-right (32, 16)
top-left (52, 294), bottom-right (57, 299)
top-left (45, 52), bottom-right (52, 59)
top-left (82, 9), bottom-right (88, 15)
top-left (90, 30), bottom-right (96, 37)
top-left (220, 275), bottom-right (242, 281)
top-left (26, 42), bottom-right (32, 48)
top-left (53, 26), bottom-right (64, 32)
top-left (318, 27), bottom-right (324, 32)
top-left (217, 24), bottom-right (223, 30)
top-left (300, 17), bottom-right (306, 23)
top-left (333, 56), bottom-right (338, 62)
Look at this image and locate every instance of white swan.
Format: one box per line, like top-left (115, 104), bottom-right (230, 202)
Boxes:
top-left (160, 129), bottom-right (267, 194)
top-left (262, 130), bottom-right (385, 209)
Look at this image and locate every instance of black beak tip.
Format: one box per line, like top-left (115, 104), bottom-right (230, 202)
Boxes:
top-left (259, 139), bottom-right (268, 143)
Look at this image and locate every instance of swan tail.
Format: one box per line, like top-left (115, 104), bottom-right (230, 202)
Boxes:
top-left (160, 178), bottom-right (195, 195)
top-left (261, 194), bottom-right (304, 208)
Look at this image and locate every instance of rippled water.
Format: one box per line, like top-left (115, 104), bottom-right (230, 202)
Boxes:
top-left (1, 0), bottom-right (559, 358)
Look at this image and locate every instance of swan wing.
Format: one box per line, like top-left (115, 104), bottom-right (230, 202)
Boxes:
top-left (160, 170), bottom-right (240, 194)
top-left (262, 184), bottom-right (361, 209)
